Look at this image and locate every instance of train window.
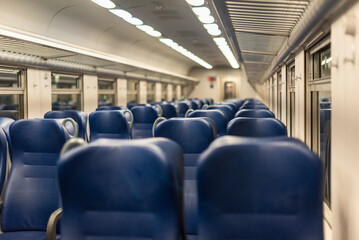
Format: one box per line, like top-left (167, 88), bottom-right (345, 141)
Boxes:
top-left (307, 38), bottom-right (331, 208)
top-left (51, 74), bottom-right (82, 110)
top-left (98, 78), bottom-right (116, 107)
top-left (127, 80), bottom-right (138, 103)
top-left (162, 84), bottom-right (168, 101)
top-left (277, 71), bottom-right (282, 121)
top-left (147, 82), bottom-right (155, 103)
top-left (0, 68), bottom-right (25, 120)
top-left (287, 62), bottom-right (295, 137)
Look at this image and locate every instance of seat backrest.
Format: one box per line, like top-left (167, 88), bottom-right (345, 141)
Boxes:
top-left (0, 117), bottom-right (14, 143)
top-left (1, 119), bottom-right (68, 232)
top-left (0, 129), bottom-right (7, 193)
top-left (227, 117), bottom-right (287, 137)
top-left (177, 102), bottom-right (190, 117)
top-left (235, 109), bottom-right (275, 118)
top-left (206, 105), bottom-right (234, 121)
top-left (154, 118), bottom-right (215, 236)
top-left (96, 106), bottom-right (126, 111)
top-left (240, 104), bottom-right (269, 110)
top-left (0, 110), bottom-right (18, 120)
top-left (160, 104), bottom-right (177, 119)
top-left (190, 100), bottom-right (200, 110)
top-left (58, 138), bottom-right (185, 240)
top-left (44, 110), bottom-right (88, 140)
top-left (243, 98), bottom-right (263, 105)
top-left (188, 110), bottom-right (227, 137)
top-left (89, 110), bottom-right (130, 141)
top-left (226, 99), bottom-right (244, 109)
top-left (131, 106), bottom-right (158, 139)
top-left (197, 136), bottom-right (323, 240)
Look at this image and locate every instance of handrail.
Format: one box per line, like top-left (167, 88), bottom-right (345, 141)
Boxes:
top-left (60, 138), bottom-right (87, 156)
top-left (152, 117), bottom-right (167, 137)
top-left (62, 118), bottom-right (78, 139)
top-left (185, 109), bottom-right (195, 118)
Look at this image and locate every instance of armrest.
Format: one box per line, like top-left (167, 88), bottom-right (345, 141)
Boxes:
top-left (46, 208), bottom-right (63, 240)
top-left (0, 200), bottom-right (3, 214)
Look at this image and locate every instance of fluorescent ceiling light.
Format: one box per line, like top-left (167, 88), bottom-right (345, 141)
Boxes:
top-left (123, 17), bottom-right (143, 25)
top-left (147, 30), bottom-right (162, 37)
top-left (198, 15), bottom-right (215, 24)
top-left (192, 7), bottom-right (211, 16)
top-left (186, 0), bottom-right (205, 6)
top-left (137, 25), bottom-right (154, 32)
top-left (159, 38), bottom-right (213, 69)
top-left (207, 28), bottom-right (221, 36)
top-left (203, 23), bottom-right (219, 31)
top-left (91, 0), bottom-right (116, 8)
top-left (110, 9), bottom-right (132, 19)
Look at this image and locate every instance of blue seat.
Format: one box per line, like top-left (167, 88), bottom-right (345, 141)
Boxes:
top-left (199, 100), bottom-right (206, 108)
top-left (177, 102), bottom-right (190, 117)
top-left (96, 106), bottom-right (126, 111)
top-left (44, 110), bottom-right (88, 140)
top-left (206, 105), bottom-right (234, 121)
top-left (197, 136), bottom-right (323, 240)
top-left (154, 118), bottom-right (216, 239)
top-left (160, 103), bottom-right (177, 119)
top-left (188, 110), bottom-right (227, 137)
top-left (226, 99), bottom-right (244, 109)
top-left (219, 102), bottom-right (237, 113)
top-left (243, 98), bottom-right (263, 105)
top-left (89, 110), bottom-right (130, 141)
top-left (235, 109), bottom-right (275, 118)
top-left (0, 129), bottom-right (7, 195)
top-left (240, 104), bottom-right (269, 110)
top-left (190, 100), bottom-right (200, 110)
top-left (0, 119), bottom-right (69, 240)
top-left (0, 117), bottom-right (14, 144)
top-left (227, 117), bottom-right (287, 137)
top-left (131, 106), bottom-right (158, 139)
top-left (58, 138), bottom-right (185, 240)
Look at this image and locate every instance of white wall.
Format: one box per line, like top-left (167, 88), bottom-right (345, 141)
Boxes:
top-left (188, 67), bottom-right (261, 102)
top-left (281, 65), bottom-right (287, 125)
top-left (331, 3), bottom-right (359, 239)
top-left (155, 83), bottom-right (162, 102)
top-left (83, 75), bottom-right (98, 115)
top-left (167, 84), bottom-right (173, 101)
top-left (138, 81), bottom-right (147, 104)
top-left (26, 69), bottom-right (51, 119)
top-left (295, 50), bottom-right (306, 142)
top-left (116, 78), bottom-right (127, 106)
top-left (176, 85), bottom-right (181, 99)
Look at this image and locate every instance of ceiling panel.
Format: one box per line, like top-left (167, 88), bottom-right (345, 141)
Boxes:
top-left (223, 0), bottom-right (310, 82)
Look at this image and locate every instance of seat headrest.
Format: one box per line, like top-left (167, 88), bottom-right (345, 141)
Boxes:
top-left (131, 106), bottom-right (158, 123)
top-left (227, 117), bottom-right (287, 137)
top-left (197, 136), bottom-right (323, 239)
top-left (206, 105), bottom-right (234, 120)
top-left (10, 119), bottom-right (69, 153)
top-left (96, 106), bottom-right (126, 111)
top-left (235, 109), bottom-right (275, 118)
top-left (44, 110), bottom-right (88, 139)
top-left (160, 104), bottom-right (177, 119)
top-left (58, 138), bottom-right (184, 239)
top-left (89, 110), bottom-right (129, 141)
top-left (188, 110), bottom-right (227, 135)
top-left (154, 117), bottom-right (216, 153)
top-left (240, 104), bottom-right (269, 110)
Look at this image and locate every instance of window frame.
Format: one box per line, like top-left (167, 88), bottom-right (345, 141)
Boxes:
top-left (0, 66), bottom-right (27, 119)
top-left (51, 73), bottom-right (83, 111)
top-left (98, 78), bottom-right (117, 106)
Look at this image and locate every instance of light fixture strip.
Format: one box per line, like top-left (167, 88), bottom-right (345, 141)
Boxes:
top-left (186, 0), bottom-right (240, 69)
top-left (91, 0), bottom-right (213, 69)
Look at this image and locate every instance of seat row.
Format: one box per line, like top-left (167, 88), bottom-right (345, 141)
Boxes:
top-left (0, 116), bottom-right (323, 240)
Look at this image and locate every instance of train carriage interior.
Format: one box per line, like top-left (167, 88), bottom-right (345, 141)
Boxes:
top-left (0, 0), bottom-right (358, 239)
